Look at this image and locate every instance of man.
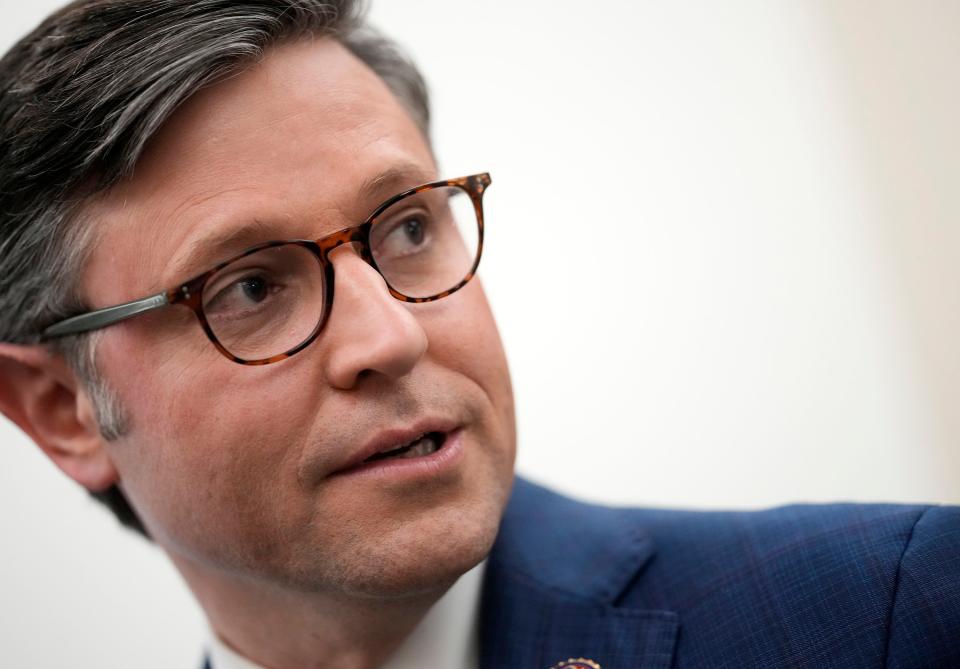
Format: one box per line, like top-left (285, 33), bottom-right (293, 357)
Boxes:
top-left (0, 2), bottom-right (956, 668)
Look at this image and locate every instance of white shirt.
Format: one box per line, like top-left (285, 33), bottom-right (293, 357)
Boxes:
top-left (208, 560), bottom-right (486, 669)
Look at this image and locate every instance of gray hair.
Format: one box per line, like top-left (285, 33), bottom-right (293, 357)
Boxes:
top-left (0, 0), bottom-right (431, 539)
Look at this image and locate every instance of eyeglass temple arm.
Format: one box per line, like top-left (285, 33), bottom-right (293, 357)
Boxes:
top-left (41, 292), bottom-right (170, 340)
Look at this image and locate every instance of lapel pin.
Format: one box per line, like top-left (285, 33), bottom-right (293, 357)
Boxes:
top-left (549, 659), bottom-right (602, 669)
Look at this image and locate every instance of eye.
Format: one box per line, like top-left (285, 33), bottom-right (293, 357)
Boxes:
top-left (238, 276), bottom-right (268, 303)
top-left (374, 211), bottom-right (432, 259)
top-left (198, 244), bottom-right (325, 359)
top-left (399, 218), bottom-right (425, 245)
top-left (204, 271), bottom-right (281, 317)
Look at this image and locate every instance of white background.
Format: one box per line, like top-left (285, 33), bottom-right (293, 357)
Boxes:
top-left (1, 1), bottom-right (958, 667)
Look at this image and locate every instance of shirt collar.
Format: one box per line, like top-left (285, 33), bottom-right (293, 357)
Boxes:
top-left (207, 559), bottom-right (486, 669)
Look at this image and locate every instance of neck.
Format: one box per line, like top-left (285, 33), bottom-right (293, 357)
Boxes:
top-left (172, 554), bottom-right (449, 669)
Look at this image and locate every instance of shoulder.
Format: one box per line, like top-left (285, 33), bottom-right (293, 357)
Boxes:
top-left (497, 477), bottom-right (960, 667)
top-left (884, 506), bottom-right (960, 666)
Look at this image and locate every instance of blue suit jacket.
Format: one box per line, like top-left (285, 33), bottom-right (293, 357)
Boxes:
top-left (203, 477), bottom-right (960, 668)
top-left (480, 477), bottom-right (960, 668)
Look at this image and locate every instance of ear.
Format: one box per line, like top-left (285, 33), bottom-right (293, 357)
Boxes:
top-left (0, 342), bottom-right (118, 492)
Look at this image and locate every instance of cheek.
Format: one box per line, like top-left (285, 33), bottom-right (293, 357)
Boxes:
top-left (424, 281), bottom-right (504, 364)
top-left (423, 281), bottom-right (516, 458)
top-left (443, 280), bottom-right (512, 384)
top-left (98, 332), bottom-right (317, 550)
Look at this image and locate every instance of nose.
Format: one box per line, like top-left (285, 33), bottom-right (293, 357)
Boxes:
top-left (319, 245), bottom-right (428, 389)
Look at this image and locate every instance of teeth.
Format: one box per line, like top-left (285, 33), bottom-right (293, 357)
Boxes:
top-left (364, 432), bottom-right (443, 462)
top-left (395, 435), bottom-right (440, 459)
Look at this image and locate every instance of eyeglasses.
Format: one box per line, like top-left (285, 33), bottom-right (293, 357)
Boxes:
top-left (42, 173), bottom-right (491, 365)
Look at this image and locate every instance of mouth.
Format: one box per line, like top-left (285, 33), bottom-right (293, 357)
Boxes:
top-left (361, 431), bottom-right (446, 463)
top-left (327, 422), bottom-right (463, 480)
top-left (324, 424), bottom-right (463, 483)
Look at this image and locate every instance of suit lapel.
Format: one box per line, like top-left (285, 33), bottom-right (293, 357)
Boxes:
top-left (479, 478), bottom-right (679, 669)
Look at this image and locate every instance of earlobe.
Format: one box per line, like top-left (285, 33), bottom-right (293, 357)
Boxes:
top-left (0, 343), bottom-right (119, 492)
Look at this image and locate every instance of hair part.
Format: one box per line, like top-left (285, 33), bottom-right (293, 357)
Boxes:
top-left (0, 0), bottom-right (431, 539)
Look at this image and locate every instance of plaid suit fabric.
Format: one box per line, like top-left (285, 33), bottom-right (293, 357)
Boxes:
top-left (886, 507), bottom-right (960, 668)
top-left (479, 478), bottom-right (960, 668)
top-left (615, 503), bottom-right (939, 667)
top-left (480, 568), bottom-right (679, 669)
top-left (480, 482), bottom-right (679, 668)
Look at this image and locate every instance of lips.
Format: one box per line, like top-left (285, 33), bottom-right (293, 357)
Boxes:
top-left (330, 420), bottom-right (458, 476)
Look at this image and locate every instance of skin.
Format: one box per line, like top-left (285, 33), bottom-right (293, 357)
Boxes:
top-left (0, 37), bottom-right (516, 669)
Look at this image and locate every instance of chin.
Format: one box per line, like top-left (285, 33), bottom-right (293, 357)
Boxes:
top-left (333, 492), bottom-right (504, 600)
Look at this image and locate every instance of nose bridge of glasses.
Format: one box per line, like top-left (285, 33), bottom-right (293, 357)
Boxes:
top-left (316, 225), bottom-right (369, 259)
top-left (327, 240), bottom-right (407, 318)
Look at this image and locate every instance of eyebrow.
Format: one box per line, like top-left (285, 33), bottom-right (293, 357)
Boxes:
top-left (167, 218), bottom-right (283, 287)
top-left (165, 163), bottom-right (437, 286)
top-left (356, 163), bottom-right (436, 204)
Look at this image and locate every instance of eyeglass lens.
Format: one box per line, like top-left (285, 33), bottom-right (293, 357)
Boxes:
top-left (200, 185), bottom-right (480, 361)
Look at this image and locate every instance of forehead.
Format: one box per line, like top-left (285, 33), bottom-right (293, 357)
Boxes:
top-left (81, 37), bottom-right (435, 304)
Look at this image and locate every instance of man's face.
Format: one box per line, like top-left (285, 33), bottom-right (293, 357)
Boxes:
top-left (79, 38), bottom-right (516, 597)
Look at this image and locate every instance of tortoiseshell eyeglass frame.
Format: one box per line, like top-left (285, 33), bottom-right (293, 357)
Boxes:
top-left (41, 172), bottom-right (491, 365)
